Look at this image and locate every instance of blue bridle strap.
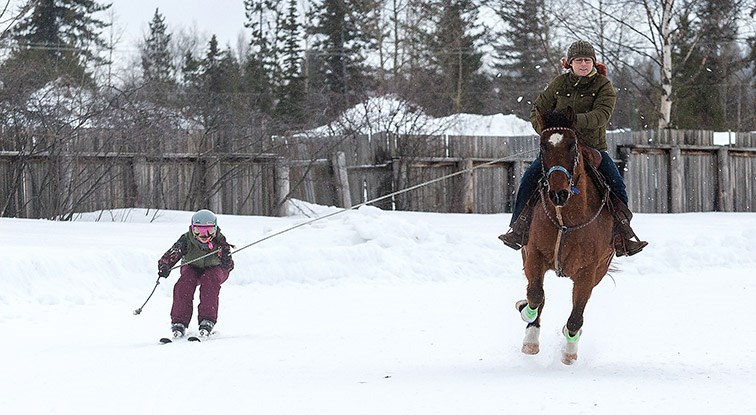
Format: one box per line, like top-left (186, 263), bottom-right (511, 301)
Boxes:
top-left (545, 165), bottom-right (580, 194)
top-left (546, 165), bottom-right (571, 180)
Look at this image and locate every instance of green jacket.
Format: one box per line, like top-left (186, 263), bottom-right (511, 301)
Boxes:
top-left (529, 69), bottom-right (617, 151)
top-left (158, 229), bottom-right (234, 271)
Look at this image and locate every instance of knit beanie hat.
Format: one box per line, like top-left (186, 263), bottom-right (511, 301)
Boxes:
top-left (567, 40), bottom-right (596, 64)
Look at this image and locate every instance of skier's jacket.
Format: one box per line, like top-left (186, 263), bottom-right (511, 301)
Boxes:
top-left (158, 229), bottom-right (234, 272)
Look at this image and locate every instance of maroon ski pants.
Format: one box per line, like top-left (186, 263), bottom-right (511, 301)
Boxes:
top-left (170, 265), bottom-right (229, 326)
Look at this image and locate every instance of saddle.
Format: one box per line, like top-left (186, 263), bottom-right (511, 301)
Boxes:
top-left (582, 151), bottom-right (643, 255)
top-left (582, 149), bottom-right (633, 222)
top-left (508, 148), bottom-right (626, 249)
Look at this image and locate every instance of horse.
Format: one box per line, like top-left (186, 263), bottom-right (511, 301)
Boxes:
top-left (516, 106), bottom-right (615, 365)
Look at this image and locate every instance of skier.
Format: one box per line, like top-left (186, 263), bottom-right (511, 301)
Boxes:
top-left (158, 209), bottom-right (234, 338)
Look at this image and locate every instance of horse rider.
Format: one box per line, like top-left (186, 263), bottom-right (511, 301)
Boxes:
top-left (499, 40), bottom-right (648, 257)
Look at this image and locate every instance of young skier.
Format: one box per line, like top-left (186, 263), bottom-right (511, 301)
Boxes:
top-left (158, 209), bottom-right (234, 338)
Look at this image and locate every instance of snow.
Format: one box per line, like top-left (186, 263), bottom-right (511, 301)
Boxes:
top-left (305, 95), bottom-right (536, 137)
top-left (2, 201), bottom-right (756, 414)
top-left (713, 131), bottom-right (736, 146)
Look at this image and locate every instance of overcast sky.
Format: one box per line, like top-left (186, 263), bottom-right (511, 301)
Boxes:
top-left (108, 0), bottom-right (247, 50)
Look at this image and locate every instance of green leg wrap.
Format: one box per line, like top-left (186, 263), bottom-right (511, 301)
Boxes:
top-left (521, 304), bottom-right (539, 323)
top-left (563, 326), bottom-right (582, 343)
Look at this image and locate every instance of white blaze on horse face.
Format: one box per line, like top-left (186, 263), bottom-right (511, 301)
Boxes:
top-left (548, 133), bottom-right (564, 147)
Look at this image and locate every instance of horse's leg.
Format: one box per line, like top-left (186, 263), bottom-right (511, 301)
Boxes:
top-left (516, 299), bottom-right (541, 355)
top-left (518, 255), bottom-right (548, 355)
top-left (561, 273), bottom-right (596, 365)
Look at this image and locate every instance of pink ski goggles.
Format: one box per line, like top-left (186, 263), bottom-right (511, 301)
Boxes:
top-left (192, 225), bottom-right (216, 237)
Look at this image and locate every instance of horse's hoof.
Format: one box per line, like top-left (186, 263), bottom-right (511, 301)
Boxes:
top-left (522, 326), bottom-right (540, 354)
top-left (561, 352), bottom-right (578, 365)
top-left (515, 299), bottom-right (527, 311)
top-left (522, 343), bottom-right (540, 355)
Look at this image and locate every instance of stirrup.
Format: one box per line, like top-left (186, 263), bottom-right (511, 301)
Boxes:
top-left (498, 230), bottom-right (523, 250)
top-left (614, 236), bottom-right (648, 257)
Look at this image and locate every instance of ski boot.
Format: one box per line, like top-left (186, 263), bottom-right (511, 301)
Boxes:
top-left (171, 322), bottom-right (186, 338)
top-left (198, 319), bottom-right (215, 337)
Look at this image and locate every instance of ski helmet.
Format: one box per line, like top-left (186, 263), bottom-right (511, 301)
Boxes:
top-left (190, 209), bottom-right (217, 239)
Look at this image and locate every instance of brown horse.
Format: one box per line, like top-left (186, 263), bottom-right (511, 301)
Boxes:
top-left (516, 107), bottom-right (615, 365)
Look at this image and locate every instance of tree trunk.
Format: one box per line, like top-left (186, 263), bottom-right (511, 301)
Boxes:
top-left (657, 0), bottom-right (674, 129)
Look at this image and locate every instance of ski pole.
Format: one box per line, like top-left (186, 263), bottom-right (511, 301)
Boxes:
top-left (132, 277), bottom-right (162, 315)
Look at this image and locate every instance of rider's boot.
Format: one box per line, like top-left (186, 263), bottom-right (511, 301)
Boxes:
top-left (610, 197), bottom-right (648, 257)
top-left (499, 201), bottom-right (535, 250)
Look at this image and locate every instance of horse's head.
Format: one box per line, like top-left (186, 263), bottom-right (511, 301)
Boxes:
top-left (537, 107), bottom-right (581, 207)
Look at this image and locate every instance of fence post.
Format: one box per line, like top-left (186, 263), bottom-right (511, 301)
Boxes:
top-left (670, 146), bottom-right (684, 213)
top-left (132, 156), bottom-right (148, 207)
top-left (618, 147), bottom-right (633, 210)
top-left (717, 147), bottom-right (733, 212)
top-left (207, 156), bottom-right (222, 213)
top-left (274, 158), bottom-right (290, 217)
top-left (22, 161), bottom-right (33, 218)
top-left (331, 151), bottom-right (352, 209)
top-left (392, 158), bottom-right (408, 211)
top-left (459, 158), bottom-right (474, 213)
top-left (60, 154), bottom-right (74, 216)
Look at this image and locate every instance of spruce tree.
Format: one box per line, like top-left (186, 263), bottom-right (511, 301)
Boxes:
top-left (3, 0), bottom-right (111, 89)
top-left (140, 8), bottom-right (175, 104)
top-left (275, 0), bottom-right (306, 123)
top-left (671, 0), bottom-right (740, 130)
top-left (242, 0), bottom-right (279, 116)
top-left (308, 0), bottom-right (376, 116)
top-left (489, 0), bottom-right (558, 119)
top-left (427, 0), bottom-right (486, 115)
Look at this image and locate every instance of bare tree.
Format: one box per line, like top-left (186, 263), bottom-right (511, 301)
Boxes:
top-left (563, 0), bottom-right (754, 129)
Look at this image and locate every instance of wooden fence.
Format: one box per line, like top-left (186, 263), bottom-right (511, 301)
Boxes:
top-left (1, 129), bottom-right (756, 219)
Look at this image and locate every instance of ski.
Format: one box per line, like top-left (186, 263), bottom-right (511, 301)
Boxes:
top-left (188, 330), bottom-right (217, 342)
top-left (159, 331), bottom-right (215, 344)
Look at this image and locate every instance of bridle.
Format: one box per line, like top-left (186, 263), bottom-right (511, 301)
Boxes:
top-left (538, 126), bottom-right (610, 277)
top-left (540, 127), bottom-right (581, 199)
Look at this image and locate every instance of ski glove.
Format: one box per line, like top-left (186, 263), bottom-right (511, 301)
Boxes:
top-left (158, 264), bottom-right (171, 279)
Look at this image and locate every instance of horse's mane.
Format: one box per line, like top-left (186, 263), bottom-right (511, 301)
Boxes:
top-left (541, 108), bottom-right (591, 149)
top-left (541, 109), bottom-right (573, 130)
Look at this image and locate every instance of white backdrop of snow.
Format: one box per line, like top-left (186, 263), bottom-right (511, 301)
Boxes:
top-left (2, 201), bottom-right (756, 414)
top-left (305, 95), bottom-right (536, 137)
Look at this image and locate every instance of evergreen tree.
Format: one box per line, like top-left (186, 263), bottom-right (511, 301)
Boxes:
top-left (671, 0), bottom-right (740, 129)
top-left (747, 6), bottom-right (756, 129)
top-left (140, 8), bottom-right (175, 104)
top-left (181, 50), bottom-right (202, 90)
top-left (242, 0), bottom-right (280, 116)
top-left (392, 0), bottom-right (439, 111)
top-left (427, 0), bottom-right (487, 115)
top-left (178, 36), bottom-right (245, 150)
top-left (3, 0), bottom-right (111, 89)
top-left (275, 0), bottom-right (306, 123)
top-left (750, 6), bottom-right (756, 83)
top-left (244, 0), bottom-right (279, 80)
top-left (308, 0), bottom-right (377, 116)
top-left (241, 53), bottom-right (275, 116)
top-left (489, 0), bottom-right (558, 119)
top-left (198, 35), bottom-right (225, 129)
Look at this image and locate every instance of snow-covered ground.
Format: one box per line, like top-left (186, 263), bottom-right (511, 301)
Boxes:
top-left (2, 204), bottom-right (756, 414)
